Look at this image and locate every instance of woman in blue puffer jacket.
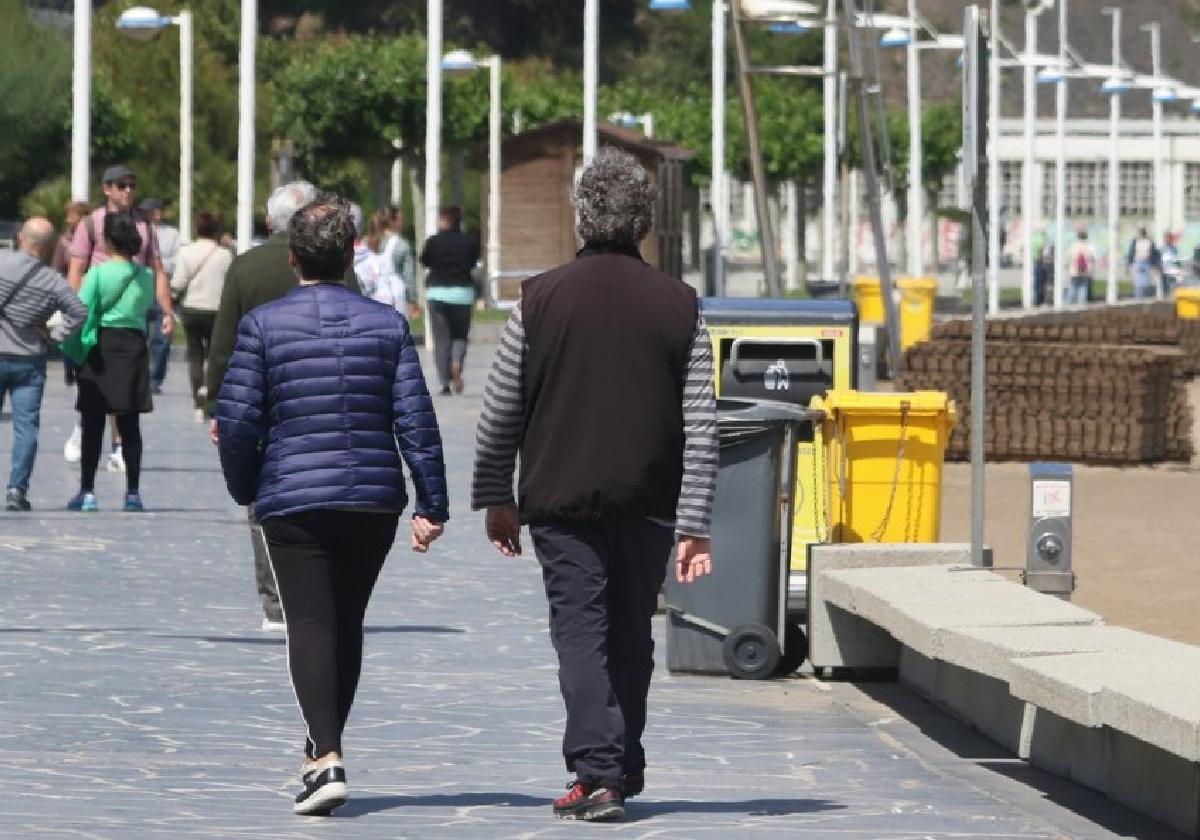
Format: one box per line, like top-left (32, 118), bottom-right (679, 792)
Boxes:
top-left (216, 194), bottom-right (448, 817)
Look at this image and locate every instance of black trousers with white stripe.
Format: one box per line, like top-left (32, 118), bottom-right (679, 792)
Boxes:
top-left (262, 510), bottom-right (400, 759)
top-left (531, 517), bottom-right (673, 786)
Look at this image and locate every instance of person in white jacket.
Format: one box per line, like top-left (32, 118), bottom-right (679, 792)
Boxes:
top-left (171, 211), bottom-right (233, 421)
top-left (1063, 230), bottom-right (1097, 306)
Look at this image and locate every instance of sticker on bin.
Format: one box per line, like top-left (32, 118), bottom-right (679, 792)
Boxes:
top-left (1032, 480), bottom-right (1071, 518)
top-left (765, 360), bottom-right (790, 392)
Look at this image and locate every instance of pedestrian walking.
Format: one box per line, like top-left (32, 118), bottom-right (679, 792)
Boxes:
top-left (64, 164), bottom-right (173, 472)
top-left (216, 194), bottom-right (448, 817)
top-left (206, 181), bottom-right (362, 633)
top-left (1161, 232), bottom-right (1183, 296)
top-left (471, 148), bottom-right (718, 822)
top-left (1064, 230), bottom-right (1097, 305)
top-left (384, 205), bottom-right (416, 311)
top-left (171, 211), bottom-right (231, 422)
top-left (355, 207), bottom-right (407, 313)
top-left (420, 206), bottom-right (479, 395)
top-left (0, 218), bottom-right (87, 511)
top-left (53, 201), bottom-right (92, 388)
top-left (1128, 227), bottom-right (1159, 300)
top-left (139, 198), bottom-right (181, 394)
top-left (66, 212), bottom-right (173, 513)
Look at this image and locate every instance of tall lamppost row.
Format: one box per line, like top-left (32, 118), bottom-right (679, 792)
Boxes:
top-left (71, 0), bottom-right (91, 202)
top-left (116, 6), bottom-right (194, 242)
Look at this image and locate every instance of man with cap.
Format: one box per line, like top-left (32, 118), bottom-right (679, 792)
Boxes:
top-left (139, 197), bottom-right (181, 393)
top-left (64, 164), bottom-right (174, 470)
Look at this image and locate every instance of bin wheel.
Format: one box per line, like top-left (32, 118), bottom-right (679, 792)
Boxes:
top-left (722, 623), bottom-right (781, 680)
top-left (775, 623), bottom-right (809, 677)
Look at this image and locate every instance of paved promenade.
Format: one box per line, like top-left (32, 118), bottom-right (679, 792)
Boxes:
top-left (0, 346), bottom-right (1178, 838)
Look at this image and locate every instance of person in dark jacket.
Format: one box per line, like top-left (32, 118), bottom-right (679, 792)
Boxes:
top-left (471, 148), bottom-right (718, 822)
top-left (419, 206), bottom-right (479, 395)
top-left (216, 194), bottom-right (449, 817)
top-left (206, 181), bottom-right (362, 633)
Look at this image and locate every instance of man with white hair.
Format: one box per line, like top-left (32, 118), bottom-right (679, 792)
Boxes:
top-left (206, 181), bottom-right (362, 631)
top-left (0, 218), bottom-right (87, 511)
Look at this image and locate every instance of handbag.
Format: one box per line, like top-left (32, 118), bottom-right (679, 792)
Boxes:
top-left (60, 264), bottom-right (141, 365)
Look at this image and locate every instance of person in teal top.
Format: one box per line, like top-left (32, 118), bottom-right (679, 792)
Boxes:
top-left (69, 213), bottom-right (173, 513)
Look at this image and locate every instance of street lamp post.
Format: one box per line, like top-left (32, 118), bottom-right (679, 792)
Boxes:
top-left (1143, 21), bottom-right (1165, 271)
top-left (1102, 7), bottom-right (1124, 305)
top-left (987, 0), bottom-right (1000, 314)
top-left (443, 50), bottom-right (503, 289)
top-left (583, 0), bottom-right (599, 163)
top-left (71, 0), bottom-right (91, 202)
top-left (237, 0), bottom-right (256, 253)
top-left (822, 0), bottom-right (837, 285)
top-left (1022, 7), bottom-right (1039, 310)
top-left (1053, 0), bottom-right (1067, 308)
top-left (116, 6), bottom-right (194, 242)
top-left (424, 0), bottom-right (443, 348)
top-left (906, 0), bottom-right (922, 279)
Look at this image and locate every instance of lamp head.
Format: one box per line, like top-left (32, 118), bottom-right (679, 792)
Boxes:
top-left (769, 20), bottom-right (816, 35)
top-left (648, 0), bottom-right (691, 13)
top-left (880, 27), bottom-right (913, 48)
top-left (1037, 67), bottom-right (1065, 84)
top-left (442, 49), bottom-right (478, 76)
top-left (1153, 87), bottom-right (1179, 103)
top-left (1101, 77), bottom-right (1130, 94)
top-left (116, 6), bottom-right (171, 40)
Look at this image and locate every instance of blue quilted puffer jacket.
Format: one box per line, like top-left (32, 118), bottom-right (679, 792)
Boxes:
top-left (216, 283), bottom-right (449, 523)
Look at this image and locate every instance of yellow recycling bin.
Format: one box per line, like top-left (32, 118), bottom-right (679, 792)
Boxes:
top-left (898, 276), bottom-right (937, 350)
top-left (811, 390), bottom-right (956, 544)
top-left (1176, 287), bottom-right (1200, 320)
top-left (852, 276), bottom-right (885, 324)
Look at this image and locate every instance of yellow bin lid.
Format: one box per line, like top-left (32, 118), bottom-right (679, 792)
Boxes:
top-left (852, 276), bottom-right (880, 288)
top-left (896, 277), bottom-right (938, 291)
top-left (812, 389), bottom-right (957, 424)
top-left (1175, 287), bottom-right (1200, 301)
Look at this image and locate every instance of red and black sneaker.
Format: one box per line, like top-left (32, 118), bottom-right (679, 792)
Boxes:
top-left (623, 771), bottom-right (645, 799)
top-left (552, 780), bottom-right (625, 821)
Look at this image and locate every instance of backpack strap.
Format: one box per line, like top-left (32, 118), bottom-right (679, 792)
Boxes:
top-left (0, 262), bottom-right (45, 321)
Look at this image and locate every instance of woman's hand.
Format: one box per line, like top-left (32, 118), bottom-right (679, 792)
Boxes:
top-left (411, 515), bottom-right (444, 553)
top-left (161, 311), bottom-right (175, 338)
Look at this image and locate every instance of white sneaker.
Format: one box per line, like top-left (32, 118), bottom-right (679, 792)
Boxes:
top-left (64, 426), bottom-right (82, 463)
top-left (106, 447), bottom-right (126, 473)
top-left (193, 408), bottom-right (205, 424)
top-left (262, 617), bottom-right (287, 633)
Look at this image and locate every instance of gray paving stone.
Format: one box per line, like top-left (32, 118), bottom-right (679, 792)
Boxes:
top-left (0, 345), bottom-right (1175, 838)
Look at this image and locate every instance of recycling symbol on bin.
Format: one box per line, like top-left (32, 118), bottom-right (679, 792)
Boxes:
top-left (764, 359), bottom-right (790, 392)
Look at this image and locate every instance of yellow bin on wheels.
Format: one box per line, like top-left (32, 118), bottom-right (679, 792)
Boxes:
top-left (1175, 287), bottom-right (1200, 320)
top-left (852, 276), bottom-right (885, 324)
top-left (811, 390), bottom-right (956, 543)
top-left (898, 277), bottom-right (937, 350)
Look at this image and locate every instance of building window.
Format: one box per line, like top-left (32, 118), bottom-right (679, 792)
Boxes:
top-left (999, 161), bottom-right (1022, 218)
top-left (1119, 161), bottom-right (1154, 219)
top-left (1185, 163), bottom-right (1200, 222)
top-left (1041, 161), bottom-right (1107, 218)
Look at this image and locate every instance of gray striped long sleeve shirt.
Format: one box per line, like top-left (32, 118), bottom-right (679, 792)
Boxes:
top-left (0, 251), bottom-right (87, 357)
top-left (471, 305), bottom-right (719, 538)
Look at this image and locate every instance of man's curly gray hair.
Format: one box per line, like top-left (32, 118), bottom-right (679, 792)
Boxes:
top-left (288, 193), bottom-right (356, 281)
top-left (573, 147), bottom-right (656, 246)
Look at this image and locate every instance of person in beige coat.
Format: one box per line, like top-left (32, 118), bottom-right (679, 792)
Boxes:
top-left (171, 211), bottom-right (233, 420)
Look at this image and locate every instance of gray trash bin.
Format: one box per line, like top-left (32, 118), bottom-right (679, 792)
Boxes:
top-left (665, 398), bottom-right (822, 679)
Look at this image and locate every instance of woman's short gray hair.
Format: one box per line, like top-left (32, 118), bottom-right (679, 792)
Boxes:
top-left (266, 180), bottom-right (317, 233)
top-left (288, 193), bottom-right (356, 281)
top-left (573, 147), bottom-right (656, 245)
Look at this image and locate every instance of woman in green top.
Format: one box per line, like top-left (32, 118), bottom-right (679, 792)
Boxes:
top-left (69, 213), bottom-right (173, 512)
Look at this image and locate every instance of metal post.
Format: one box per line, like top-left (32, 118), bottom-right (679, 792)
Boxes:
top-left (236, 0), bottom-right (256, 253)
top-left (731, 2), bottom-right (783, 297)
top-left (822, 0), bottom-right (838, 283)
top-left (713, 0), bottom-right (728, 296)
top-left (1105, 8), bottom-right (1121, 305)
top-left (907, 0), bottom-right (923, 279)
top-left (1053, 0), bottom-right (1066, 309)
top-left (583, 0), bottom-right (599, 163)
top-left (71, 0), bottom-right (91, 202)
top-left (1021, 10), bottom-right (1037, 310)
top-left (842, 0), bottom-right (902, 372)
top-left (987, 0), bottom-right (1000, 314)
top-left (424, 0), bottom-right (443, 348)
top-left (487, 56), bottom-right (502, 281)
top-left (1148, 22), bottom-right (1164, 287)
top-left (964, 4), bottom-right (987, 568)
top-left (178, 11), bottom-right (193, 243)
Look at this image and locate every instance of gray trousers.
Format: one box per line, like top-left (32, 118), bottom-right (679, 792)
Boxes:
top-left (248, 507), bottom-right (283, 621)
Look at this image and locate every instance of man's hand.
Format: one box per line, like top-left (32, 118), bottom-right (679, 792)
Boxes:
top-left (485, 504), bottom-right (522, 557)
top-left (209, 419), bottom-right (219, 446)
top-left (676, 536), bottom-right (712, 583)
top-left (411, 515), bottom-right (445, 553)
top-left (161, 311), bottom-right (175, 337)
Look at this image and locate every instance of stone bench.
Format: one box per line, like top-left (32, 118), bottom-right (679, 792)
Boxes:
top-left (809, 543), bottom-right (1200, 837)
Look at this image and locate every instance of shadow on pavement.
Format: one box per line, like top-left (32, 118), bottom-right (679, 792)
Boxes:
top-left (153, 626), bottom-right (463, 645)
top-left (853, 682), bottom-right (1184, 839)
top-left (337, 792), bottom-right (550, 817)
top-left (628, 798), bottom-right (844, 820)
top-left (365, 625), bottom-right (464, 634)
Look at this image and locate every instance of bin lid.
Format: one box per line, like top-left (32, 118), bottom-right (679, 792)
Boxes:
top-left (701, 297), bottom-right (856, 326)
top-left (1175, 286), bottom-right (1200, 300)
top-left (896, 276), bottom-right (938, 291)
top-left (717, 397), bottom-right (824, 426)
top-left (811, 389), bottom-right (954, 418)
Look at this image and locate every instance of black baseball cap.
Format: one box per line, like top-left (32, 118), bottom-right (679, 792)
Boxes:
top-left (101, 164), bottom-right (136, 184)
top-left (138, 197), bottom-right (165, 211)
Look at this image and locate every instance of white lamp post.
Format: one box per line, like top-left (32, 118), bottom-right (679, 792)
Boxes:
top-left (237, 0), bottom-right (256, 253)
top-left (1022, 6), bottom-right (1040, 310)
top-left (1143, 21), bottom-right (1166, 269)
top-left (71, 0), bottom-right (91, 203)
top-left (1101, 7), bottom-right (1127, 305)
top-left (583, 0), bottom-right (599, 163)
top-left (424, 0), bottom-right (443, 348)
top-left (987, 0), bottom-right (1000, 314)
top-left (822, 0), bottom-right (837, 285)
top-left (443, 49), bottom-right (503, 287)
top-left (116, 6), bottom-right (193, 242)
top-left (1053, 0), bottom-right (1067, 308)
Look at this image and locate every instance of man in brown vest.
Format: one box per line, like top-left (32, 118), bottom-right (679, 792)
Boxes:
top-left (472, 148), bottom-right (718, 822)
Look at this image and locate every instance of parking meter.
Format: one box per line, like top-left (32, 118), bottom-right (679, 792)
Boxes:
top-left (1026, 463), bottom-right (1075, 600)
